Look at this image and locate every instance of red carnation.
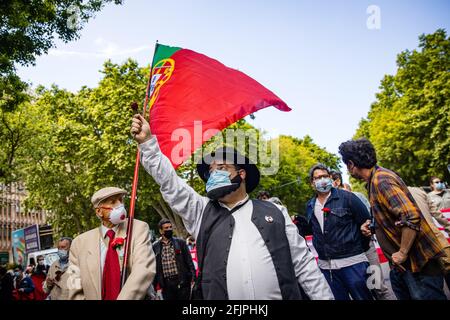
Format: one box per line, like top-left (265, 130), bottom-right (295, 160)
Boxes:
top-left (130, 101), bottom-right (139, 113)
top-left (322, 207), bottom-right (331, 217)
top-left (175, 249), bottom-right (181, 254)
top-left (111, 237), bottom-right (125, 250)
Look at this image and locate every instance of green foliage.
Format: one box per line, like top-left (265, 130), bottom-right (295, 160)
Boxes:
top-left (11, 60), bottom-right (148, 238)
top-left (0, 0), bottom-right (123, 181)
top-left (258, 135), bottom-right (340, 215)
top-left (1, 0), bottom-right (123, 71)
top-left (5, 58), bottom-right (340, 238)
top-left (354, 29), bottom-right (450, 185)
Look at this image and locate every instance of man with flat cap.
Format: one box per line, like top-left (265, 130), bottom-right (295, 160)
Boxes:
top-left (68, 187), bottom-right (156, 300)
top-left (131, 114), bottom-right (333, 300)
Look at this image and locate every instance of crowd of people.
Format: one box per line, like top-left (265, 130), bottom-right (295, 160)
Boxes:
top-left (0, 238), bottom-right (72, 300)
top-left (1, 115), bottom-right (449, 301)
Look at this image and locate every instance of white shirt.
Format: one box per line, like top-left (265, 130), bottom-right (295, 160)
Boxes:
top-left (139, 137), bottom-right (334, 300)
top-left (219, 195), bottom-right (282, 299)
top-left (314, 193), bottom-right (331, 233)
top-left (313, 194), bottom-right (368, 270)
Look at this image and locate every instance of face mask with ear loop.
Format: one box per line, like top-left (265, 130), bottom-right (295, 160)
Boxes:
top-left (315, 177), bottom-right (333, 193)
top-left (435, 182), bottom-right (446, 191)
top-left (98, 204), bottom-right (128, 225)
top-left (205, 170), bottom-right (242, 200)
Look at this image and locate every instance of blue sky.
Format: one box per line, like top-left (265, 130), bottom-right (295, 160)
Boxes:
top-left (17, 0), bottom-right (450, 182)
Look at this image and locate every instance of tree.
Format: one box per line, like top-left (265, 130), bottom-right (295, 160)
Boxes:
top-left (0, 0), bottom-right (123, 182)
top-left (15, 59), bottom-right (148, 238)
top-left (354, 29), bottom-right (450, 185)
top-left (8, 58), bottom-right (340, 239)
top-left (258, 135), bottom-right (340, 215)
top-left (1, 0), bottom-right (123, 76)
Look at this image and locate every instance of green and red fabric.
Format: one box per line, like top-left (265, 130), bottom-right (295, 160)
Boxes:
top-left (147, 43), bottom-right (291, 168)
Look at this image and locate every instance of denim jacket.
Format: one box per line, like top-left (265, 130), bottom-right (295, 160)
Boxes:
top-left (306, 188), bottom-right (371, 260)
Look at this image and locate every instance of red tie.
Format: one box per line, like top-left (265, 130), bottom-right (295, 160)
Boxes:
top-left (102, 229), bottom-right (121, 300)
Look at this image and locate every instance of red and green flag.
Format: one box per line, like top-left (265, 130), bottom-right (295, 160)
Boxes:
top-left (147, 43), bottom-right (291, 168)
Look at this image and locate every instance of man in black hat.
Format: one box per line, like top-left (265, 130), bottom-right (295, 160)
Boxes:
top-left (131, 114), bottom-right (333, 300)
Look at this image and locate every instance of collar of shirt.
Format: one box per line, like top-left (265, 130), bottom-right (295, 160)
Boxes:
top-left (59, 260), bottom-right (68, 270)
top-left (219, 194), bottom-right (249, 211)
top-left (366, 166), bottom-right (378, 193)
top-left (161, 238), bottom-right (173, 246)
top-left (315, 192), bottom-right (331, 208)
top-left (100, 224), bottom-right (119, 239)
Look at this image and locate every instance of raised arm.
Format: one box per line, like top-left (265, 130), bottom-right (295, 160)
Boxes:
top-left (131, 114), bottom-right (209, 238)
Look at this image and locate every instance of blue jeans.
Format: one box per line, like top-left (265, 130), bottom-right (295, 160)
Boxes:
top-left (390, 268), bottom-right (447, 300)
top-left (321, 262), bottom-right (374, 300)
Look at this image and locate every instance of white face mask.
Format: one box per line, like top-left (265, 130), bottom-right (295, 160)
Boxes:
top-left (108, 204), bottom-right (127, 225)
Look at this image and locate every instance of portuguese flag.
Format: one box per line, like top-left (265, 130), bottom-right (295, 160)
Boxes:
top-left (147, 43), bottom-right (291, 168)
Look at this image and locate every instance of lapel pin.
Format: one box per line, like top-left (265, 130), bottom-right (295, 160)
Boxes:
top-left (265, 215), bottom-right (274, 223)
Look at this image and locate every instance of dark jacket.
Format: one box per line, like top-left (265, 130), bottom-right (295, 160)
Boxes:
top-left (14, 276), bottom-right (35, 300)
top-left (0, 272), bottom-right (14, 300)
top-left (293, 214), bottom-right (313, 238)
top-left (306, 187), bottom-right (371, 260)
top-left (153, 237), bottom-right (195, 288)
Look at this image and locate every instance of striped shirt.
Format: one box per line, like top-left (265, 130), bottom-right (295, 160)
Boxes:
top-left (367, 166), bottom-right (444, 273)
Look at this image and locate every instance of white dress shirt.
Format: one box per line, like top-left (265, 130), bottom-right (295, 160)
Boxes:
top-left (139, 136), bottom-right (334, 300)
top-left (313, 194), bottom-right (368, 270)
top-left (219, 195), bottom-right (282, 299)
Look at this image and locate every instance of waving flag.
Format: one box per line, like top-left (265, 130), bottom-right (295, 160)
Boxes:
top-left (147, 43), bottom-right (291, 168)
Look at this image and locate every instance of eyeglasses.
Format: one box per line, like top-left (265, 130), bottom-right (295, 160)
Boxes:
top-left (98, 206), bottom-right (113, 211)
top-left (312, 175), bottom-right (330, 181)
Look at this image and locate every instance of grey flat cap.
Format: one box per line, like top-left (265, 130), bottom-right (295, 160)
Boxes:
top-left (91, 187), bottom-right (127, 208)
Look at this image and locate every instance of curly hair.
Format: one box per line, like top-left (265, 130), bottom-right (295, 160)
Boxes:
top-left (338, 138), bottom-right (377, 169)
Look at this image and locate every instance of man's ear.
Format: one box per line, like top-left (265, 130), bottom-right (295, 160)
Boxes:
top-left (240, 169), bottom-right (246, 180)
top-left (95, 208), bottom-right (103, 219)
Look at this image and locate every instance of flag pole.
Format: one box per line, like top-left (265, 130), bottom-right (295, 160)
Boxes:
top-left (121, 41), bottom-right (159, 288)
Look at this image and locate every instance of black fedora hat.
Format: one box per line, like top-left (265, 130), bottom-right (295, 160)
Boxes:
top-left (197, 147), bottom-right (260, 193)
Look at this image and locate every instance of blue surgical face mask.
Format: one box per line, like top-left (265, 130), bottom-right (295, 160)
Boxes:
top-left (315, 177), bottom-right (333, 193)
top-left (206, 170), bottom-right (232, 192)
top-left (205, 169), bottom-right (242, 200)
top-left (58, 249), bottom-right (68, 261)
top-left (435, 182), bottom-right (445, 191)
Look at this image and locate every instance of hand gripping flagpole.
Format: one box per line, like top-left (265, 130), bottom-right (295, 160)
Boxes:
top-left (121, 41), bottom-right (159, 288)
